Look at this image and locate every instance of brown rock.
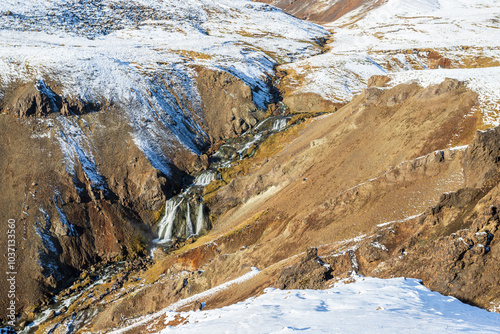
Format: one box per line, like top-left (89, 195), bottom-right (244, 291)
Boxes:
top-left (193, 300), bottom-right (203, 311)
top-left (367, 75), bottom-right (391, 88)
top-left (3, 81), bottom-right (59, 117)
top-left (195, 67), bottom-right (265, 143)
top-left (275, 248), bottom-right (331, 289)
top-left (282, 92), bottom-right (340, 113)
top-left (254, 0), bottom-right (382, 24)
top-left (463, 127), bottom-right (500, 188)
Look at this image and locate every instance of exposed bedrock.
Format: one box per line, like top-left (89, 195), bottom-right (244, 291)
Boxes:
top-left (194, 67), bottom-right (267, 144)
top-left (0, 66), bottom-right (265, 320)
top-left (315, 128), bottom-right (500, 311)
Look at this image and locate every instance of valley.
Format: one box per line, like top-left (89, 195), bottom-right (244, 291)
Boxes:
top-left (1, 0), bottom-right (500, 333)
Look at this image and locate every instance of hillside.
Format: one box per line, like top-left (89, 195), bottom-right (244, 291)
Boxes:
top-left (278, 0), bottom-right (500, 121)
top-left (0, 0), bottom-right (327, 322)
top-left (2, 0), bottom-right (500, 333)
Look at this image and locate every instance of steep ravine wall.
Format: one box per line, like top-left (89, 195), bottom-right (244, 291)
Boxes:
top-left (0, 67), bottom-right (264, 321)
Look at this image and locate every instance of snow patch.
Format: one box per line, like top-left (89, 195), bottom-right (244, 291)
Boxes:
top-left (109, 267), bottom-right (261, 334)
top-left (146, 276), bottom-right (500, 333)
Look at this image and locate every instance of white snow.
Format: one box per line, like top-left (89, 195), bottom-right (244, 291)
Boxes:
top-left (284, 0), bottom-right (500, 126)
top-left (148, 275), bottom-right (500, 333)
top-left (0, 0), bottom-right (327, 182)
top-left (55, 116), bottom-right (106, 189)
top-left (146, 277), bottom-right (500, 334)
top-left (377, 213), bottom-right (424, 227)
top-left (370, 241), bottom-right (388, 251)
top-left (109, 267), bottom-right (261, 334)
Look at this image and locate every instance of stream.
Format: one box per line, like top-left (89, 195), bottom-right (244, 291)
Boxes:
top-left (18, 112), bottom-right (293, 334)
top-left (152, 113), bottom-right (291, 245)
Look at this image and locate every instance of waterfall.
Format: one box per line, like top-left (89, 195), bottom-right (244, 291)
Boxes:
top-left (272, 118), bottom-right (287, 132)
top-left (195, 171), bottom-right (215, 186)
top-left (154, 196), bottom-right (207, 243)
top-left (154, 198), bottom-right (182, 243)
top-left (186, 201), bottom-right (194, 237)
top-left (196, 201), bottom-right (205, 235)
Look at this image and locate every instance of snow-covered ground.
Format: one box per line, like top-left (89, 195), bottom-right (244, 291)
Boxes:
top-left (0, 0), bottom-right (327, 176)
top-left (150, 275), bottom-right (500, 333)
top-left (284, 0), bottom-right (500, 125)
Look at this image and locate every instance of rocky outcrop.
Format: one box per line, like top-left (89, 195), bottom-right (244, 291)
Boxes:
top-left (463, 127), bottom-right (500, 188)
top-left (1, 80), bottom-right (102, 118)
top-left (282, 92), bottom-right (340, 113)
top-left (195, 67), bottom-right (266, 144)
top-left (1, 80), bottom-right (61, 117)
top-left (0, 66), bottom-right (267, 321)
top-left (345, 178), bottom-right (500, 311)
top-left (276, 248), bottom-right (332, 289)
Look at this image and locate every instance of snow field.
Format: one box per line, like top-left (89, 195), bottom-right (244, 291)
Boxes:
top-left (156, 275), bottom-right (500, 333)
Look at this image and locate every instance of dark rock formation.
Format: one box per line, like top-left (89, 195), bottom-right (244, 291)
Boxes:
top-left (276, 248), bottom-right (332, 289)
top-left (2, 80), bottom-right (61, 117)
top-left (0, 66), bottom-right (265, 321)
top-left (1, 80), bottom-right (101, 118)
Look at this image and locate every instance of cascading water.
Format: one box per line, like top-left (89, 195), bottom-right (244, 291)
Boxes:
top-left (186, 201), bottom-right (194, 237)
top-left (237, 133), bottom-right (263, 158)
top-left (195, 170), bottom-right (216, 186)
top-left (196, 201), bottom-right (205, 235)
top-left (272, 118), bottom-right (288, 132)
top-left (154, 193), bottom-right (209, 243)
top-left (155, 198), bottom-right (183, 243)
top-left (153, 115), bottom-right (291, 244)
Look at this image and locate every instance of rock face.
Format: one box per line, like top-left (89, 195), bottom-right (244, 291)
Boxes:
top-left (0, 66), bottom-right (262, 321)
top-left (1, 80), bottom-right (102, 118)
top-left (351, 176), bottom-right (500, 311)
top-left (463, 127), bottom-right (500, 188)
top-left (275, 248), bottom-right (332, 289)
top-left (195, 67), bottom-right (266, 144)
top-left (282, 91), bottom-right (340, 113)
top-left (205, 79), bottom-right (478, 220)
top-left (1, 80), bottom-right (62, 117)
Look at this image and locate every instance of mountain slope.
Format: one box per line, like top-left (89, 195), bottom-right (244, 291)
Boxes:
top-left (254, 0), bottom-right (382, 23)
top-left (0, 0), bottom-right (328, 320)
top-left (35, 78), bottom-right (486, 333)
top-left (145, 276), bottom-right (500, 334)
top-left (3, 0), bottom-right (500, 332)
top-left (279, 0), bottom-right (500, 124)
